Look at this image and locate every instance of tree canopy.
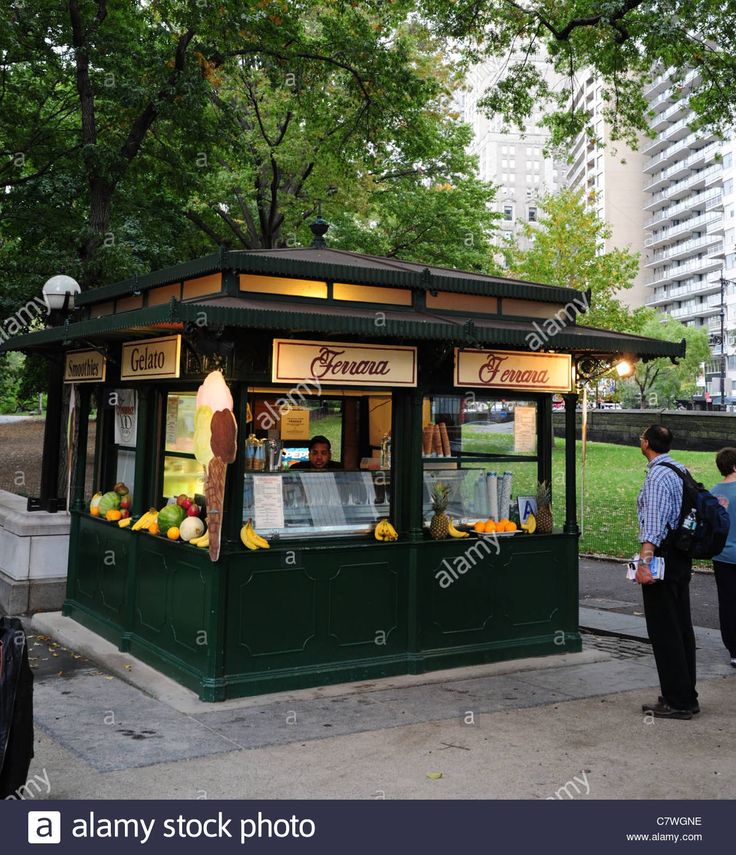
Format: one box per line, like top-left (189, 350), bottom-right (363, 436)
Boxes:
top-left (419, 0), bottom-right (736, 149)
top-left (0, 0), bottom-right (498, 316)
top-left (500, 188), bottom-right (643, 331)
top-left (619, 311), bottom-right (711, 407)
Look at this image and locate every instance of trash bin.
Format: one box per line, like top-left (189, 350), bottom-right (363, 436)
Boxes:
top-left (0, 617), bottom-right (34, 799)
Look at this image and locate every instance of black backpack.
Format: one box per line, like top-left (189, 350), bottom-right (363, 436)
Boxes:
top-left (657, 462), bottom-right (730, 559)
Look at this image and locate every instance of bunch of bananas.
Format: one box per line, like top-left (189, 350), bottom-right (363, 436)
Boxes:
top-left (448, 520), bottom-right (469, 539)
top-left (131, 508), bottom-right (159, 531)
top-left (240, 519), bottom-right (270, 551)
top-left (190, 529), bottom-right (210, 548)
top-left (374, 519), bottom-right (398, 542)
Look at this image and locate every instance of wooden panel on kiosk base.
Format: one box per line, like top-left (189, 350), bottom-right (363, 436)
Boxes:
top-left (64, 517), bottom-right (580, 701)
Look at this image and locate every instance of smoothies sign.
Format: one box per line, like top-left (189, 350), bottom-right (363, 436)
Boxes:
top-left (64, 349), bottom-right (106, 383)
top-left (272, 339), bottom-right (417, 387)
top-left (121, 335), bottom-right (181, 380)
top-left (455, 348), bottom-right (572, 393)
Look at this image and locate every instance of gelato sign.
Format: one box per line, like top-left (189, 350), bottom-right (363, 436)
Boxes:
top-left (64, 349), bottom-right (106, 384)
top-left (121, 335), bottom-right (181, 380)
top-left (455, 348), bottom-right (572, 393)
top-left (272, 339), bottom-right (417, 387)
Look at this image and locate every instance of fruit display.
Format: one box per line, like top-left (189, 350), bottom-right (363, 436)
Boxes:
top-left (179, 516), bottom-right (205, 542)
top-left (132, 508), bottom-right (158, 531)
top-left (536, 481), bottom-right (553, 534)
top-left (189, 529), bottom-right (210, 548)
top-left (90, 483), bottom-right (132, 520)
top-left (157, 503), bottom-right (186, 536)
top-left (521, 513), bottom-right (537, 534)
top-left (473, 518), bottom-right (518, 534)
top-left (374, 519), bottom-right (398, 542)
top-left (97, 491), bottom-right (121, 517)
top-left (240, 519), bottom-right (270, 551)
top-left (429, 481), bottom-right (451, 540)
top-left (447, 519), bottom-right (469, 538)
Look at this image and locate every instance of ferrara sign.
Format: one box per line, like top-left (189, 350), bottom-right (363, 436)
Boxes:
top-left (455, 348), bottom-right (572, 393)
top-left (272, 339), bottom-right (417, 387)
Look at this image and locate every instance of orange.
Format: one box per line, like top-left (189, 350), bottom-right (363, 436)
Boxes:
top-left (105, 509), bottom-right (122, 522)
top-left (473, 521), bottom-right (486, 533)
top-left (483, 520), bottom-right (496, 533)
top-left (506, 521), bottom-right (517, 532)
top-left (148, 522), bottom-right (160, 535)
top-left (90, 506), bottom-right (100, 517)
top-left (167, 526), bottom-right (180, 541)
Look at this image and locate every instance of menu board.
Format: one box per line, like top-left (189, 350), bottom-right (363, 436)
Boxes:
top-left (253, 475), bottom-right (285, 530)
top-left (513, 406), bottom-right (537, 454)
top-left (114, 390), bottom-right (137, 446)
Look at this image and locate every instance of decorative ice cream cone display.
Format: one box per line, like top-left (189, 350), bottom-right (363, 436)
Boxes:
top-left (193, 371), bottom-right (237, 561)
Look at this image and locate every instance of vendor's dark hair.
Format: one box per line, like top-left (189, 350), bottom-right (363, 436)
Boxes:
top-left (308, 435), bottom-right (331, 450)
top-left (643, 424), bottom-right (673, 454)
top-left (716, 447), bottom-right (736, 476)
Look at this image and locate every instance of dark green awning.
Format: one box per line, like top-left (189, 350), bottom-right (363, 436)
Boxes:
top-left (0, 296), bottom-right (685, 360)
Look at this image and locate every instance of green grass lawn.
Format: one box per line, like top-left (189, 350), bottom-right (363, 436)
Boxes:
top-left (560, 439), bottom-right (721, 559)
top-left (461, 423), bottom-right (722, 558)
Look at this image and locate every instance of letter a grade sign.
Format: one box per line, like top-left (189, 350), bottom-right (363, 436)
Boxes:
top-left (272, 339), bottom-right (417, 387)
top-left (455, 348), bottom-right (572, 393)
top-left (121, 335), bottom-right (181, 381)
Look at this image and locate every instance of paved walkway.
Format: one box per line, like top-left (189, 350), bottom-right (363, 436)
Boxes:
top-left (22, 607), bottom-right (736, 800)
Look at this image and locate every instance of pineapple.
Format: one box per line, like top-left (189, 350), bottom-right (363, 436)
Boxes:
top-left (430, 481), bottom-right (451, 540)
top-left (536, 481), bottom-right (553, 534)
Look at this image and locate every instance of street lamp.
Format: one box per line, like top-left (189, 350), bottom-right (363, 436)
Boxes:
top-left (717, 272), bottom-right (736, 410)
top-left (42, 274), bottom-right (80, 323)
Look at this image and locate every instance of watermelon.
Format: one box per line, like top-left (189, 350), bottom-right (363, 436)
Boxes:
top-left (98, 492), bottom-right (121, 516)
top-left (158, 503), bottom-right (186, 536)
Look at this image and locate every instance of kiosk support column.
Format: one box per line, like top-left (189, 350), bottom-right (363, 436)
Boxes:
top-left (562, 392), bottom-right (579, 535)
top-left (31, 356), bottom-right (65, 512)
top-left (71, 386), bottom-right (92, 512)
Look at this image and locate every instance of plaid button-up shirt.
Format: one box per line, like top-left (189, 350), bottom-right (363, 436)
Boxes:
top-left (637, 453), bottom-right (685, 547)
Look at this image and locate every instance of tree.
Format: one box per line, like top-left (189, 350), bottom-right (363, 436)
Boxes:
top-left (418, 0), bottom-right (736, 148)
top-left (620, 311), bottom-right (711, 408)
top-left (500, 188), bottom-right (643, 330)
top-left (178, 11), bottom-right (498, 267)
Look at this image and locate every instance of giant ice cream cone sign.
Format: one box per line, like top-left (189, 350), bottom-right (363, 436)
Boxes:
top-left (194, 371), bottom-right (237, 561)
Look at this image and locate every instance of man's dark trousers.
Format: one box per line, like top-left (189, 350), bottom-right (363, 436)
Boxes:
top-left (642, 548), bottom-right (698, 711)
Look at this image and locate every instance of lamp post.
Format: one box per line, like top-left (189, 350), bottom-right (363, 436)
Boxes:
top-left (29, 274), bottom-right (81, 512)
top-left (717, 273), bottom-right (735, 411)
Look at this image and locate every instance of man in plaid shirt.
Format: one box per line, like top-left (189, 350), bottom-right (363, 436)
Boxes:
top-left (636, 425), bottom-right (698, 720)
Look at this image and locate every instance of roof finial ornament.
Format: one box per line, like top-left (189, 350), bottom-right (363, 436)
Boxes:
top-left (309, 201), bottom-right (329, 248)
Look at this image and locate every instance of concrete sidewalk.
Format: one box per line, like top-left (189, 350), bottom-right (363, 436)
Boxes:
top-left (21, 607), bottom-right (736, 800)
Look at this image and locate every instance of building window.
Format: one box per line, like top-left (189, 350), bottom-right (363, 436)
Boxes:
top-left (528, 207), bottom-right (537, 222)
top-left (503, 205), bottom-right (514, 221)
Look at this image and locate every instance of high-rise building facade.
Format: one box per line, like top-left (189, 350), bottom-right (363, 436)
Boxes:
top-left (642, 68), bottom-right (733, 405)
top-left (457, 56), bottom-right (567, 250)
top-left (566, 75), bottom-right (649, 309)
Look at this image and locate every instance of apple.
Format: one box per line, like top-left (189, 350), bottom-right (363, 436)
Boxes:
top-left (114, 482), bottom-right (129, 496)
top-left (176, 494), bottom-right (192, 509)
top-left (119, 495), bottom-right (132, 510)
top-left (186, 504), bottom-right (201, 517)
top-left (120, 508), bottom-right (130, 519)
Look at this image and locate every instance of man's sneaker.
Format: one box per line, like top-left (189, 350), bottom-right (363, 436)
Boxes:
top-left (657, 695), bottom-right (700, 714)
top-left (730, 658), bottom-right (736, 668)
top-left (641, 701), bottom-right (693, 720)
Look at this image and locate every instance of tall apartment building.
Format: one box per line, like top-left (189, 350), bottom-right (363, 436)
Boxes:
top-left (566, 75), bottom-right (649, 309)
top-left (642, 68), bottom-right (735, 405)
top-left (457, 56), bottom-right (567, 250)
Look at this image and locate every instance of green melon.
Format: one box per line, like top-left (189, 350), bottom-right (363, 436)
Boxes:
top-left (98, 492), bottom-right (120, 516)
top-left (157, 503), bottom-right (186, 536)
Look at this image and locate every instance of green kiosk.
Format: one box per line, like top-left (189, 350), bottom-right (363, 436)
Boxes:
top-left (2, 239), bottom-right (684, 700)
